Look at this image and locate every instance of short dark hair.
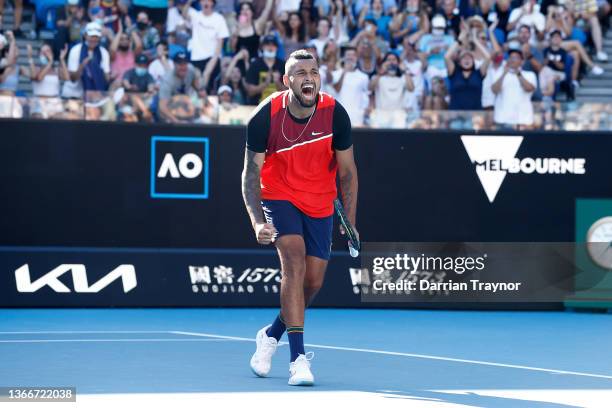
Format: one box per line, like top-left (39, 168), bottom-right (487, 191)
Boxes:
top-left (519, 24), bottom-right (531, 32)
top-left (285, 49), bottom-right (317, 74)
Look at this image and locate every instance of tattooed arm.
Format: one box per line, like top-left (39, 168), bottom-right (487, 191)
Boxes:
top-left (336, 147), bottom-right (358, 228)
top-left (241, 149), bottom-right (277, 244)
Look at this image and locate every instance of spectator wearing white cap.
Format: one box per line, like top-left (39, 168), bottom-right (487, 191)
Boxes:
top-left (418, 14), bottom-right (454, 83)
top-left (67, 22), bottom-right (111, 93)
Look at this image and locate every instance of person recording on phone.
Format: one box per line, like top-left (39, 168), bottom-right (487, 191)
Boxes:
top-left (67, 22), bottom-right (111, 93)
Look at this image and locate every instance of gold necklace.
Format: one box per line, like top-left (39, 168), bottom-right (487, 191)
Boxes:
top-left (281, 98), bottom-right (316, 143)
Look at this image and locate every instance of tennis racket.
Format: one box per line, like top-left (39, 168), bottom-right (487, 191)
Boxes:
top-left (334, 198), bottom-right (360, 258)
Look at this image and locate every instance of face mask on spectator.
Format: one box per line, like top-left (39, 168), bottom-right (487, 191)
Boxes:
top-left (387, 63), bottom-right (398, 75)
top-left (432, 28), bottom-right (444, 35)
top-left (95, 18), bottom-right (104, 26)
top-left (406, 5), bottom-right (418, 13)
top-left (137, 22), bottom-right (148, 31)
top-left (39, 56), bottom-right (49, 66)
top-left (119, 44), bottom-right (129, 51)
top-left (263, 50), bottom-right (276, 59)
top-left (135, 67), bottom-right (147, 76)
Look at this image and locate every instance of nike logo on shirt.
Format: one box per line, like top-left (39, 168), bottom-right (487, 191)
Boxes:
top-left (311, 131), bottom-right (324, 136)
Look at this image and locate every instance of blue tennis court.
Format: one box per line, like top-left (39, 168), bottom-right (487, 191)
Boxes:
top-left (1, 308), bottom-right (611, 407)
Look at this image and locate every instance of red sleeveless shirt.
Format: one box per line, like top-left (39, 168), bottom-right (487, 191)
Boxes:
top-left (260, 90), bottom-right (337, 218)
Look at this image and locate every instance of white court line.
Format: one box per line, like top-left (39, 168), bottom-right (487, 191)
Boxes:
top-left (0, 338), bottom-right (234, 343)
top-left (0, 331), bottom-right (172, 334)
top-left (171, 331), bottom-right (612, 381)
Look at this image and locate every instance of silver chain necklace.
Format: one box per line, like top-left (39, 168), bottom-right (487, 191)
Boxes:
top-left (281, 98), bottom-right (316, 143)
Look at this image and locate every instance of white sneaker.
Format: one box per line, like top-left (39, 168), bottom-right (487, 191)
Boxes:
top-left (591, 65), bottom-right (604, 75)
top-left (250, 325), bottom-right (278, 377)
top-left (288, 352), bottom-right (315, 386)
top-left (596, 51), bottom-right (608, 62)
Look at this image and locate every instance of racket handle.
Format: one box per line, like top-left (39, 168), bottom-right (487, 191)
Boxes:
top-left (348, 242), bottom-right (359, 258)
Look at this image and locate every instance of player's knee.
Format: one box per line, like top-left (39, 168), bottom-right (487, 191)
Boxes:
top-left (279, 247), bottom-right (307, 278)
top-left (304, 274), bottom-right (324, 293)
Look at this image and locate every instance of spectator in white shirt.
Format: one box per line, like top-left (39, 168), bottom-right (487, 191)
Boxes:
top-left (507, 0), bottom-right (545, 46)
top-left (491, 48), bottom-right (537, 128)
top-left (67, 22), bottom-right (111, 95)
top-left (183, 0), bottom-right (230, 93)
top-left (369, 52), bottom-right (416, 127)
top-left (148, 41), bottom-right (174, 85)
top-left (332, 46), bottom-right (370, 126)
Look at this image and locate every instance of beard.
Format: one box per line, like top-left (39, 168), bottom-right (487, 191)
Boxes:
top-left (291, 86), bottom-right (318, 108)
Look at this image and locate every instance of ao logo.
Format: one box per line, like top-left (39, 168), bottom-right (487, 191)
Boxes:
top-left (150, 136), bottom-right (209, 199)
top-left (157, 153), bottom-right (203, 179)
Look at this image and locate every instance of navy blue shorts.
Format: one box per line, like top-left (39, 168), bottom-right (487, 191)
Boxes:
top-left (261, 200), bottom-right (333, 260)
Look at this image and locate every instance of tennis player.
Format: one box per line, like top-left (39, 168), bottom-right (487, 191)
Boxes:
top-left (241, 49), bottom-right (358, 386)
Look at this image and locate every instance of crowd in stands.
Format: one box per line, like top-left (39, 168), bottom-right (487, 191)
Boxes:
top-left (0, 0), bottom-right (610, 127)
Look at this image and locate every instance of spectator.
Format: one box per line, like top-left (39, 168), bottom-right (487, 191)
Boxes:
top-left (332, 46), bottom-right (369, 126)
top-left (148, 41), bottom-right (174, 85)
top-left (123, 54), bottom-right (156, 93)
top-left (571, 0), bottom-right (608, 61)
top-left (320, 40), bottom-right (338, 97)
top-left (183, 0), bottom-right (229, 92)
top-left (165, 0), bottom-right (193, 55)
top-left (131, 11), bottom-right (161, 58)
top-left (355, 36), bottom-right (380, 78)
top-left (60, 44), bottom-right (83, 98)
top-left (67, 22), bottom-right (111, 94)
top-left (369, 51), bottom-right (416, 113)
top-left (217, 84), bottom-right (237, 110)
top-left (423, 75), bottom-right (448, 110)
top-left (220, 51), bottom-right (248, 104)
top-left (491, 48), bottom-right (537, 128)
top-left (439, 0), bottom-right (462, 37)
top-left (0, 0), bottom-right (23, 37)
top-left (507, 0), bottom-right (545, 45)
top-left (158, 51), bottom-right (201, 122)
top-left (389, 0), bottom-right (429, 47)
top-left (358, 0), bottom-right (393, 42)
top-left (399, 37), bottom-right (424, 107)
top-left (514, 25), bottom-right (544, 73)
top-left (309, 17), bottom-right (333, 58)
top-left (275, 11), bottom-right (307, 57)
top-left (444, 40), bottom-right (490, 110)
top-left (480, 0), bottom-right (512, 43)
top-left (481, 50), bottom-right (505, 110)
top-left (353, 0), bottom-right (397, 17)
top-left (544, 6), bottom-right (604, 79)
top-left (542, 29), bottom-right (572, 99)
top-left (244, 35), bottom-right (285, 104)
top-left (132, 0), bottom-right (169, 28)
top-left (351, 18), bottom-right (386, 63)
top-left (231, 0), bottom-right (274, 60)
top-left (110, 19), bottom-right (143, 84)
top-left (0, 31), bottom-right (20, 94)
top-left (418, 14), bottom-right (455, 82)
top-left (55, 0), bottom-right (88, 56)
top-left (29, 43), bottom-right (66, 97)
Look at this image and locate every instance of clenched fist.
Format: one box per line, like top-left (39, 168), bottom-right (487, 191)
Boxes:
top-left (254, 222), bottom-right (278, 245)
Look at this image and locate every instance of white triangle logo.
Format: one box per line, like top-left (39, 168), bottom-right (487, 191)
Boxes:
top-left (461, 136), bottom-right (524, 203)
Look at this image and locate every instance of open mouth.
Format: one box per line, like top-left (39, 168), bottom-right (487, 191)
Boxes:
top-left (301, 83), bottom-right (315, 98)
